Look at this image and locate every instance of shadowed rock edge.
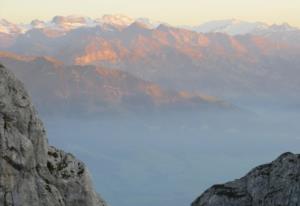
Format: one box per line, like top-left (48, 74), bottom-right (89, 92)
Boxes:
top-left (192, 152), bottom-right (300, 206)
top-left (0, 64), bottom-right (107, 206)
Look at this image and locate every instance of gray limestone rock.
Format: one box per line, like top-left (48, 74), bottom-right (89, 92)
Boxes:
top-left (0, 64), bottom-right (106, 206)
top-left (192, 152), bottom-right (300, 206)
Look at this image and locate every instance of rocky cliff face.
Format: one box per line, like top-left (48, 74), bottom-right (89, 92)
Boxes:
top-left (0, 64), bottom-right (106, 206)
top-left (192, 152), bottom-right (300, 206)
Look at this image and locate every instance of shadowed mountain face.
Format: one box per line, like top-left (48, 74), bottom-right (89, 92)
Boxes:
top-left (0, 52), bottom-right (231, 115)
top-left (0, 64), bottom-right (106, 206)
top-left (1, 16), bottom-right (300, 104)
top-left (192, 152), bottom-right (300, 206)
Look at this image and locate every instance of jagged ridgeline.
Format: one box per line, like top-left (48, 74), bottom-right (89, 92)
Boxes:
top-left (0, 63), bottom-right (106, 206)
top-left (192, 152), bottom-right (300, 206)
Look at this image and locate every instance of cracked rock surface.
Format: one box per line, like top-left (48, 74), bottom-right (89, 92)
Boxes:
top-left (192, 152), bottom-right (300, 206)
top-left (0, 64), bottom-right (106, 206)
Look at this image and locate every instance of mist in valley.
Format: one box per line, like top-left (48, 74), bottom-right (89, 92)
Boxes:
top-left (42, 105), bottom-right (300, 206)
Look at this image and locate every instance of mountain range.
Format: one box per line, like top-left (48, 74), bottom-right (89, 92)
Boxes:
top-left (1, 15), bottom-right (300, 110)
top-left (0, 15), bottom-right (161, 37)
top-left (185, 19), bottom-right (299, 34)
top-left (1, 15), bottom-right (298, 36)
top-left (0, 51), bottom-right (231, 115)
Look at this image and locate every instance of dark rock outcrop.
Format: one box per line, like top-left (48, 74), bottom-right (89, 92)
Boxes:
top-left (0, 64), bottom-right (106, 206)
top-left (192, 152), bottom-right (300, 206)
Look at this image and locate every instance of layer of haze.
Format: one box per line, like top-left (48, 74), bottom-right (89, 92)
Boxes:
top-left (1, 0), bottom-right (300, 27)
top-left (43, 109), bottom-right (300, 206)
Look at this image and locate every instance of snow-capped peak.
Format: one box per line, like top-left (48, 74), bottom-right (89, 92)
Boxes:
top-left (30, 19), bottom-right (46, 28)
top-left (269, 23), bottom-right (298, 32)
top-left (0, 19), bottom-right (24, 35)
top-left (186, 19), bottom-right (299, 35)
top-left (49, 15), bottom-right (97, 30)
top-left (189, 19), bottom-right (269, 35)
top-left (99, 14), bottom-right (135, 27)
top-left (135, 18), bottom-right (163, 29)
top-left (51, 15), bottom-right (95, 26)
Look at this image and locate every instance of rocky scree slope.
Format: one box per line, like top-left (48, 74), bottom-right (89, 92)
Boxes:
top-left (192, 152), bottom-right (300, 206)
top-left (0, 63), bottom-right (106, 206)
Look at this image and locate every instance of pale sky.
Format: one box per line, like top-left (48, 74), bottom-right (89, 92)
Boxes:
top-left (0, 0), bottom-right (299, 27)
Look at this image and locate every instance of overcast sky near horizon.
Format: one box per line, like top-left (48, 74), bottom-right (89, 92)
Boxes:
top-left (1, 0), bottom-right (299, 27)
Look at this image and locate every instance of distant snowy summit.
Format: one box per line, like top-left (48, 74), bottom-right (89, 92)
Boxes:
top-left (185, 19), bottom-right (299, 35)
top-left (184, 19), bottom-right (269, 35)
top-left (0, 14), bottom-right (163, 35)
top-left (0, 15), bottom-right (298, 36)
